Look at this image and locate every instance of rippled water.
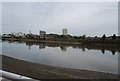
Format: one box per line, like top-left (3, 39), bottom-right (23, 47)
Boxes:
top-left (1, 40), bottom-right (118, 74)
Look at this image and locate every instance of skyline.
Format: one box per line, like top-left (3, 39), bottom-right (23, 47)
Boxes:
top-left (2, 2), bottom-right (118, 36)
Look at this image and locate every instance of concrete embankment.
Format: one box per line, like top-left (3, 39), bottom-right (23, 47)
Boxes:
top-left (2, 55), bottom-right (118, 80)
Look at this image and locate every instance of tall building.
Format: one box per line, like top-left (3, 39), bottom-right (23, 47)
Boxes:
top-left (29, 30), bottom-right (32, 34)
top-left (62, 28), bottom-right (68, 35)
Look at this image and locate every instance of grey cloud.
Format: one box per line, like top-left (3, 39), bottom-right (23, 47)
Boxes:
top-left (2, 2), bottom-right (118, 36)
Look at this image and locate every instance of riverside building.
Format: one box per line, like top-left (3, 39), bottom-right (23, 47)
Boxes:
top-left (62, 28), bottom-right (68, 35)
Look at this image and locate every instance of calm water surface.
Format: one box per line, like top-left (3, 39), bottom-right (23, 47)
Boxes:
top-left (1, 41), bottom-right (118, 74)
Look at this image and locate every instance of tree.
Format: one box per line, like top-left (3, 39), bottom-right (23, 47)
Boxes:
top-left (102, 34), bottom-right (106, 40)
top-left (73, 36), bottom-right (78, 39)
top-left (3, 34), bottom-right (6, 35)
top-left (82, 34), bottom-right (86, 39)
top-left (60, 35), bottom-right (66, 39)
top-left (95, 36), bottom-right (98, 38)
top-left (112, 34), bottom-right (116, 40)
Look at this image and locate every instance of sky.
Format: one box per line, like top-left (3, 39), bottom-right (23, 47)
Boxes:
top-left (2, 2), bottom-right (118, 37)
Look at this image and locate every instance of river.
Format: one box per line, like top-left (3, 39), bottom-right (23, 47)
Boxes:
top-left (1, 40), bottom-right (118, 74)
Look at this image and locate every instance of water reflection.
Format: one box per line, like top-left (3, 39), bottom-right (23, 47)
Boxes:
top-left (111, 50), bottom-right (116, 55)
top-left (60, 46), bottom-right (67, 51)
top-left (2, 40), bottom-right (120, 55)
top-left (39, 44), bottom-right (45, 49)
top-left (101, 49), bottom-right (105, 54)
top-left (82, 48), bottom-right (86, 52)
top-left (19, 42), bottom-right (119, 55)
top-left (100, 49), bottom-right (116, 55)
top-left (26, 43), bottom-right (32, 50)
top-left (25, 42), bottom-right (119, 55)
top-left (2, 40), bottom-right (118, 74)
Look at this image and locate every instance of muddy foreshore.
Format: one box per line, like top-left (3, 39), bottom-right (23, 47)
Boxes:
top-left (2, 55), bottom-right (118, 80)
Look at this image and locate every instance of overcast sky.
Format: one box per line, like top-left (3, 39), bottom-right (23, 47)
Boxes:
top-left (2, 2), bottom-right (118, 37)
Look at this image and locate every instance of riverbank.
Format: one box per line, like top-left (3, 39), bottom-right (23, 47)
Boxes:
top-left (1, 38), bottom-right (81, 45)
top-left (2, 37), bottom-right (120, 46)
top-left (2, 38), bottom-right (120, 53)
top-left (2, 55), bottom-right (118, 80)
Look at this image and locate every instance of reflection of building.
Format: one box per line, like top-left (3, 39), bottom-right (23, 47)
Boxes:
top-left (28, 45), bottom-right (31, 50)
top-left (26, 43), bottom-right (32, 50)
top-left (60, 46), bottom-right (67, 51)
top-left (62, 28), bottom-right (68, 35)
top-left (39, 44), bottom-right (45, 49)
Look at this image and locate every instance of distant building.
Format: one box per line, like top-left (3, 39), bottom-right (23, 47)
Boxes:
top-left (45, 34), bottom-right (59, 39)
top-left (12, 32), bottom-right (23, 37)
top-left (29, 30), bottom-right (32, 34)
top-left (39, 30), bottom-right (46, 39)
top-left (39, 30), bottom-right (46, 36)
top-left (62, 28), bottom-right (68, 35)
top-left (18, 32), bottom-right (23, 36)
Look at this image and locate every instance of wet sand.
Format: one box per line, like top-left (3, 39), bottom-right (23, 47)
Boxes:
top-left (1, 55), bottom-right (118, 80)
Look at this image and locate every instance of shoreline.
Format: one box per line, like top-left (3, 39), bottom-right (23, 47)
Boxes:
top-left (2, 55), bottom-right (118, 79)
top-left (2, 37), bottom-right (120, 46)
top-left (2, 38), bottom-right (120, 53)
top-left (1, 38), bottom-right (81, 45)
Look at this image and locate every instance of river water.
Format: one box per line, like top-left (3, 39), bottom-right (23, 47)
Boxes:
top-left (1, 40), bottom-right (118, 74)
